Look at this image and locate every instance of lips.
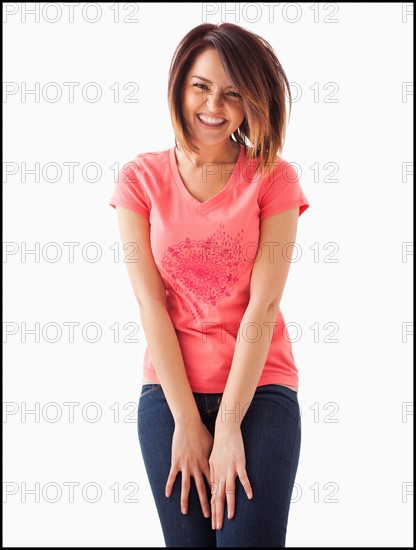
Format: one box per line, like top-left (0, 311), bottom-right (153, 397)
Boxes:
top-left (197, 113), bottom-right (227, 127)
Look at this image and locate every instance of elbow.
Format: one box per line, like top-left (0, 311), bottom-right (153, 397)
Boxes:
top-left (136, 293), bottom-right (167, 310)
top-left (267, 299), bottom-right (281, 317)
top-left (134, 280), bottom-right (167, 310)
top-left (247, 298), bottom-right (281, 318)
top-left (265, 300), bottom-right (281, 318)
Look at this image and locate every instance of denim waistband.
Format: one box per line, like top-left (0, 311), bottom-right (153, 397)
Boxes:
top-left (140, 382), bottom-right (298, 417)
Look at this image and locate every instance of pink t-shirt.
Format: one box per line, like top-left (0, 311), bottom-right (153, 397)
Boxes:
top-left (109, 144), bottom-right (309, 393)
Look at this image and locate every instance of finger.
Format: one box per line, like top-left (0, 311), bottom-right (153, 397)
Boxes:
top-left (165, 466), bottom-right (178, 498)
top-left (203, 464), bottom-right (211, 485)
top-left (203, 465), bottom-right (212, 499)
top-left (211, 493), bottom-right (217, 531)
top-left (194, 473), bottom-right (210, 519)
top-left (210, 471), bottom-right (217, 530)
top-left (215, 479), bottom-right (226, 530)
top-left (180, 471), bottom-right (191, 514)
top-left (237, 467), bottom-right (253, 500)
top-left (225, 474), bottom-right (236, 520)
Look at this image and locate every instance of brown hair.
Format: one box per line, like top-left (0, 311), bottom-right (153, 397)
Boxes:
top-left (167, 22), bottom-right (292, 176)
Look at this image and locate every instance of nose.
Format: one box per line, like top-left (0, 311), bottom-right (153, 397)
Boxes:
top-left (204, 87), bottom-right (224, 109)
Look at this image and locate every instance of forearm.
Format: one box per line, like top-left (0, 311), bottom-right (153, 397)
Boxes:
top-left (217, 301), bottom-right (279, 431)
top-left (139, 299), bottom-right (200, 427)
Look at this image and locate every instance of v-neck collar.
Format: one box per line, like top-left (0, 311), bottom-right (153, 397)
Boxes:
top-left (169, 144), bottom-right (245, 210)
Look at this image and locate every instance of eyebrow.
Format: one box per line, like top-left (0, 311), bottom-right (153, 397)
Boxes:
top-left (191, 75), bottom-right (235, 89)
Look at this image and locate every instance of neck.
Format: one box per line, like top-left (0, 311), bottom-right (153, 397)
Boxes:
top-left (176, 139), bottom-right (240, 168)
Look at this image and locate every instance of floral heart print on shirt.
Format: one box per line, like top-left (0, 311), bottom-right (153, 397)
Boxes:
top-left (161, 223), bottom-right (247, 325)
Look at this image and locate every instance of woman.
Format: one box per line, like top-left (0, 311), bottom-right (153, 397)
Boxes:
top-left (109, 22), bottom-right (309, 548)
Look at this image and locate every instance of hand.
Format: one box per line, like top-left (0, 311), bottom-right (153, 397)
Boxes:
top-left (209, 425), bottom-right (253, 530)
top-left (165, 419), bottom-right (213, 519)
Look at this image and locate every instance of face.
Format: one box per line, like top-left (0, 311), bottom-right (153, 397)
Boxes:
top-left (181, 47), bottom-right (245, 148)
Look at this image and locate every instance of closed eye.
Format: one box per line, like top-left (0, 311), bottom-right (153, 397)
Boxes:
top-left (192, 82), bottom-right (242, 99)
top-left (192, 82), bottom-right (209, 90)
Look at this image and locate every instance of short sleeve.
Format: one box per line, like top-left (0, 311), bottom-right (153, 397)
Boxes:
top-left (259, 160), bottom-right (309, 221)
top-left (108, 157), bottom-right (150, 220)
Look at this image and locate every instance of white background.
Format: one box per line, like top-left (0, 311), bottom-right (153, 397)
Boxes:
top-left (3, 2), bottom-right (413, 547)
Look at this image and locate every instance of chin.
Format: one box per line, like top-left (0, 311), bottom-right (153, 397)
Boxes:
top-left (192, 132), bottom-right (222, 144)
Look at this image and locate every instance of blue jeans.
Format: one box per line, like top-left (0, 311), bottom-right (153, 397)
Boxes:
top-left (137, 383), bottom-right (301, 548)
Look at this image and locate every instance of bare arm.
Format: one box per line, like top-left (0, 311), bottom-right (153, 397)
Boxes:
top-left (115, 206), bottom-right (213, 517)
top-left (115, 206), bottom-right (200, 426)
top-left (217, 206), bottom-right (300, 429)
top-left (209, 206), bottom-right (300, 529)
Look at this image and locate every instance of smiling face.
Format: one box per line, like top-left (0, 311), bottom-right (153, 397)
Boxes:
top-left (181, 47), bottom-right (246, 148)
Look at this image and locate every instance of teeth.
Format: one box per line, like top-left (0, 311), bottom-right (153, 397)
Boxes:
top-left (198, 114), bottom-right (226, 125)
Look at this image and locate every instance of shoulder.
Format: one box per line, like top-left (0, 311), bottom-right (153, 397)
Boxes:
top-left (241, 149), bottom-right (297, 185)
top-left (134, 148), bottom-right (171, 172)
top-left (120, 147), bottom-right (171, 180)
top-left (262, 156), bottom-right (299, 185)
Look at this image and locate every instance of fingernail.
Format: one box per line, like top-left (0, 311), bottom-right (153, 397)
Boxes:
top-left (204, 510), bottom-right (210, 518)
top-left (216, 522), bottom-right (220, 530)
top-left (181, 507), bottom-right (187, 514)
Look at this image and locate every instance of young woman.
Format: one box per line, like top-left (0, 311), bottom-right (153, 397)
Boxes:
top-left (109, 22), bottom-right (309, 548)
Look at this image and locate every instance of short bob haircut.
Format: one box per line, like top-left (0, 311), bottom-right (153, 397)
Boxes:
top-left (168, 23), bottom-right (292, 177)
